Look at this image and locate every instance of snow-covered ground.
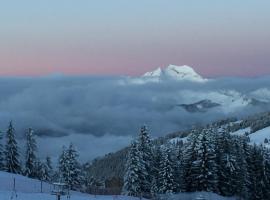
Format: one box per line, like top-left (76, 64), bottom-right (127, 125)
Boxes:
top-left (165, 192), bottom-right (236, 200)
top-left (249, 126), bottom-right (270, 147)
top-left (231, 127), bottom-right (251, 136)
top-left (231, 126), bottom-right (270, 147)
top-left (0, 171), bottom-right (237, 200)
top-left (0, 171), bottom-right (139, 200)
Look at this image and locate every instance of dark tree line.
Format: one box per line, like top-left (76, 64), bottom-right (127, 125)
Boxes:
top-left (123, 126), bottom-right (270, 200)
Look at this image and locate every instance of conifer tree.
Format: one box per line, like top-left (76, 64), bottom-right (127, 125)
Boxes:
top-left (66, 143), bottom-right (81, 189)
top-left (58, 144), bottom-right (81, 189)
top-left (182, 129), bottom-right (200, 192)
top-left (4, 121), bottom-right (21, 174)
top-left (44, 156), bottom-right (53, 181)
top-left (151, 145), bottom-right (162, 195)
top-left (158, 145), bottom-right (175, 194)
top-left (0, 131), bottom-right (4, 170)
top-left (123, 140), bottom-right (143, 197)
top-left (174, 142), bottom-right (184, 192)
top-left (247, 145), bottom-right (265, 200)
top-left (137, 126), bottom-right (153, 194)
top-left (24, 128), bottom-right (38, 178)
top-left (216, 129), bottom-right (237, 196)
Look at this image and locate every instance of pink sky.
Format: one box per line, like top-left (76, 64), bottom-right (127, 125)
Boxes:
top-left (0, 1), bottom-right (269, 77)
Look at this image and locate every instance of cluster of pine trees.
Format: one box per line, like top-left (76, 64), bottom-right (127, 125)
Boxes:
top-left (123, 126), bottom-right (270, 200)
top-left (0, 121), bottom-right (82, 190)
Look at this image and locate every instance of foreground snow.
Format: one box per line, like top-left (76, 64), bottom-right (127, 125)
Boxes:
top-left (166, 192), bottom-right (236, 200)
top-left (0, 171), bottom-right (237, 200)
top-left (0, 171), bottom-right (139, 200)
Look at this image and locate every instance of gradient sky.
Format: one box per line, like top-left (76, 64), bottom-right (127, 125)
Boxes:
top-left (0, 0), bottom-right (270, 77)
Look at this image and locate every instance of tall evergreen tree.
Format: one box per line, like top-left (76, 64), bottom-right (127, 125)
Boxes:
top-left (137, 125), bottom-right (153, 194)
top-left (247, 145), bottom-right (265, 200)
top-left (44, 156), bottom-right (53, 181)
top-left (58, 144), bottom-right (81, 190)
top-left (123, 140), bottom-right (143, 197)
top-left (232, 136), bottom-right (249, 199)
top-left (173, 143), bottom-right (184, 193)
top-left (24, 128), bottom-right (38, 178)
top-left (216, 129), bottom-right (238, 196)
top-left (4, 121), bottom-right (21, 174)
top-left (0, 131), bottom-right (4, 170)
top-left (151, 145), bottom-right (162, 195)
top-left (182, 129), bottom-right (200, 192)
top-left (158, 145), bottom-right (175, 194)
top-left (66, 143), bottom-right (81, 189)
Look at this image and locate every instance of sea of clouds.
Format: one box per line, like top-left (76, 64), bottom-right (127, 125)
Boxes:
top-left (0, 75), bottom-right (270, 162)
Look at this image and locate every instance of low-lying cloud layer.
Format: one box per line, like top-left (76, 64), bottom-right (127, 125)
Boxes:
top-left (0, 75), bottom-right (270, 161)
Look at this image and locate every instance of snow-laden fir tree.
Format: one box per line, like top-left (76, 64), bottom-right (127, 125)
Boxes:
top-left (66, 143), bottom-right (81, 189)
top-left (216, 129), bottom-right (238, 196)
top-left (58, 144), bottom-right (81, 190)
top-left (24, 128), bottom-right (38, 178)
top-left (232, 135), bottom-right (249, 199)
top-left (193, 129), bottom-right (218, 192)
top-left (58, 146), bottom-right (69, 180)
top-left (173, 143), bottom-right (184, 193)
top-left (0, 131), bottom-right (4, 170)
top-left (262, 147), bottom-right (270, 199)
top-left (36, 159), bottom-right (53, 182)
top-left (4, 121), bottom-right (21, 174)
top-left (150, 145), bottom-right (162, 196)
top-left (43, 156), bottom-right (53, 181)
top-left (137, 125), bottom-right (153, 194)
top-left (123, 140), bottom-right (143, 197)
top-left (247, 145), bottom-right (267, 200)
top-left (182, 129), bottom-right (200, 192)
top-left (158, 145), bottom-right (176, 194)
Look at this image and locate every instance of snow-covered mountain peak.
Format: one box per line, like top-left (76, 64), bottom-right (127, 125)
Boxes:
top-left (143, 67), bottom-right (162, 77)
top-left (142, 64), bottom-right (207, 82)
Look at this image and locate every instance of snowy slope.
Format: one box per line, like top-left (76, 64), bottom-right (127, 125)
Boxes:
top-left (167, 192), bottom-right (236, 200)
top-left (0, 171), bottom-right (140, 200)
top-left (249, 126), bottom-right (270, 146)
top-left (230, 126), bottom-right (270, 147)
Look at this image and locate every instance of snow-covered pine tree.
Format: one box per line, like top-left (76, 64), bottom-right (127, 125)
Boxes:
top-left (123, 140), bottom-right (143, 197)
top-left (44, 156), bottom-right (53, 181)
top-left (36, 159), bottom-right (53, 182)
top-left (4, 121), bottom-right (21, 174)
top-left (158, 145), bottom-right (175, 194)
top-left (58, 144), bottom-right (81, 190)
top-left (262, 147), bottom-right (270, 200)
top-left (137, 125), bottom-right (153, 195)
top-left (232, 135), bottom-right (249, 199)
top-left (173, 142), bottom-right (184, 193)
top-left (247, 145), bottom-right (266, 200)
top-left (24, 128), bottom-right (38, 178)
top-left (182, 129), bottom-right (200, 192)
top-left (0, 131), bottom-right (4, 170)
top-left (150, 145), bottom-right (162, 196)
top-left (58, 146), bottom-right (69, 182)
top-left (189, 129), bottom-right (218, 192)
top-left (66, 143), bottom-right (81, 189)
top-left (216, 128), bottom-right (238, 196)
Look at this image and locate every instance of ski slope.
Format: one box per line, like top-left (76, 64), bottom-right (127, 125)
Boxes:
top-left (0, 171), bottom-right (139, 200)
top-left (0, 171), bottom-right (237, 200)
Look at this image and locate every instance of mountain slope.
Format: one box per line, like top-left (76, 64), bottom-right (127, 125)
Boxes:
top-left (86, 111), bottom-right (270, 182)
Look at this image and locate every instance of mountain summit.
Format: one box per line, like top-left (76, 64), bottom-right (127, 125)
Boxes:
top-left (142, 64), bottom-right (207, 82)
